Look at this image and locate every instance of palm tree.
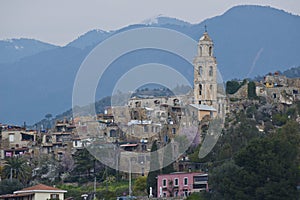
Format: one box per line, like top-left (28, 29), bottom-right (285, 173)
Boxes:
top-left (2, 157), bottom-right (32, 184)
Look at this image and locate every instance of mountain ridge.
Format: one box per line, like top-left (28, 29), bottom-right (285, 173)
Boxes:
top-left (0, 38), bottom-right (59, 64)
top-left (1, 5), bottom-right (300, 125)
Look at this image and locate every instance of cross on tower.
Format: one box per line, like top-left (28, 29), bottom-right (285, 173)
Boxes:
top-left (204, 25), bottom-right (207, 32)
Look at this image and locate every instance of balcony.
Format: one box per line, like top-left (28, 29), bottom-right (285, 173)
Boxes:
top-left (193, 184), bottom-right (207, 189)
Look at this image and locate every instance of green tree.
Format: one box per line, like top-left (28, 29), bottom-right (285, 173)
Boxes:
top-left (277, 120), bottom-right (300, 146)
top-left (209, 161), bottom-right (244, 200)
top-left (73, 148), bottom-right (96, 178)
top-left (235, 138), bottom-right (298, 199)
top-left (2, 157), bottom-right (32, 184)
top-left (226, 81), bottom-right (241, 94)
top-left (247, 81), bottom-right (257, 99)
top-left (246, 105), bottom-right (257, 118)
top-left (0, 179), bottom-right (23, 195)
top-left (210, 136), bottom-right (299, 200)
top-left (286, 107), bottom-right (296, 119)
top-left (186, 192), bottom-right (209, 200)
top-left (45, 113), bottom-right (52, 120)
top-left (133, 176), bottom-right (147, 196)
top-left (272, 113), bottom-right (287, 126)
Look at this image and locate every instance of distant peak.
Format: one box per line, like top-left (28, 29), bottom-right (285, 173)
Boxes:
top-left (224, 4), bottom-right (297, 16)
top-left (94, 29), bottom-right (107, 33)
top-left (140, 14), bottom-right (164, 25)
top-left (140, 15), bottom-right (191, 26)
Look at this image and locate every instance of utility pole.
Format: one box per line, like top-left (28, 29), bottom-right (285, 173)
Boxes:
top-left (129, 158), bottom-right (132, 196)
top-left (93, 176), bottom-right (96, 200)
top-left (105, 166), bottom-right (108, 192)
top-left (93, 159), bottom-right (96, 200)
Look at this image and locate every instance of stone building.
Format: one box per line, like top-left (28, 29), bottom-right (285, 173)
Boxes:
top-left (0, 125), bottom-right (36, 159)
top-left (256, 72), bottom-right (300, 104)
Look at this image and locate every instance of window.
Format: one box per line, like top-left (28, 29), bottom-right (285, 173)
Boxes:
top-left (110, 129), bottom-right (117, 137)
top-left (209, 66), bottom-right (213, 76)
top-left (174, 178), bottom-right (179, 186)
top-left (184, 177), bottom-right (188, 186)
top-left (162, 179), bottom-right (167, 187)
top-left (50, 194), bottom-right (59, 199)
top-left (135, 101), bottom-right (141, 107)
top-left (198, 66), bottom-right (203, 76)
top-left (133, 111), bottom-right (139, 120)
top-left (173, 99), bottom-right (179, 106)
top-left (199, 46), bottom-right (202, 56)
top-left (174, 190), bottom-right (179, 197)
top-left (210, 84), bottom-right (213, 90)
top-left (199, 84), bottom-right (202, 95)
top-left (183, 189), bottom-right (189, 197)
top-left (172, 128), bottom-right (176, 134)
top-left (9, 134), bottom-right (14, 142)
top-left (143, 126), bottom-right (149, 132)
top-left (209, 46), bottom-right (212, 56)
top-left (194, 176), bottom-right (208, 182)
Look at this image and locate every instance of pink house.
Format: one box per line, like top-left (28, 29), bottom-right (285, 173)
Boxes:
top-left (157, 172), bottom-right (208, 197)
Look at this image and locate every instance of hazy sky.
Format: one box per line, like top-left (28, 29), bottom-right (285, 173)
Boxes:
top-left (0, 0), bottom-right (299, 46)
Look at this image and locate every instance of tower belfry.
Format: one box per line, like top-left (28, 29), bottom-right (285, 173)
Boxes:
top-left (193, 31), bottom-right (218, 107)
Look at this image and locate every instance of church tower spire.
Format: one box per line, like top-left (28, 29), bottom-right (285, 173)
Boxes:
top-left (193, 30), bottom-right (217, 107)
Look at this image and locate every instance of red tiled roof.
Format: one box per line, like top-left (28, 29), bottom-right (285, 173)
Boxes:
top-left (19, 184), bottom-right (62, 191)
top-left (0, 193), bottom-right (34, 198)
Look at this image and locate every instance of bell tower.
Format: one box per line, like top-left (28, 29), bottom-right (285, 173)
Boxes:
top-left (193, 30), bottom-right (217, 107)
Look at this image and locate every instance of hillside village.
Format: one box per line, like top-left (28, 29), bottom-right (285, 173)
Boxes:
top-left (1, 31), bottom-right (300, 200)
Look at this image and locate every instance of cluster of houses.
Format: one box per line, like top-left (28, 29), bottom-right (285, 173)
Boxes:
top-left (1, 31), bottom-right (220, 199)
top-left (0, 119), bottom-right (82, 161)
top-left (4, 30), bottom-right (300, 199)
top-left (256, 71), bottom-right (300, 104)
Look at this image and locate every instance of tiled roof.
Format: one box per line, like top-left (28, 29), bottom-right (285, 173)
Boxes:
top-left (14, 184), bottom-right (67, 194)
top-left (0, 193), bottom-right (34, 198)
top-left (20, 184), bottom-right (61, 191)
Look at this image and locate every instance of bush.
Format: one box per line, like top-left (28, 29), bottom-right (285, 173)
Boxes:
top-left (247, 81), bottom-right (257, 99)
top-left (226, 81), bottom-right (241, 94)
top-left (0, 179), bottom-right (24, 195)
top-left (272, 113), bottom-right (287, 126)
top-left (186, 192), bottom-right (209, 200)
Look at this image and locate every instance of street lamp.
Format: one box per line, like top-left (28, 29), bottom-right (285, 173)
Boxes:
top-left (141, 161), bottom-right (144, 176)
